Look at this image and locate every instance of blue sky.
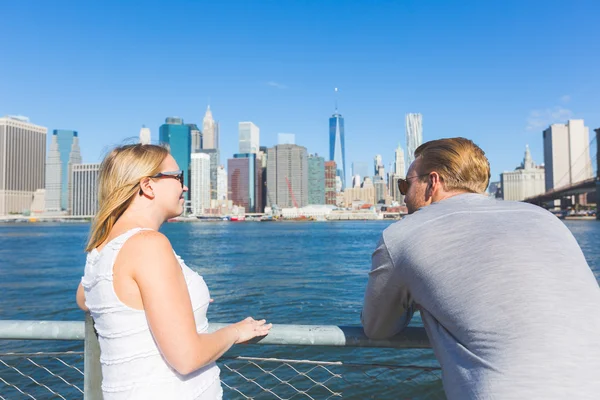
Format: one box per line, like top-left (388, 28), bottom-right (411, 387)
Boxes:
top-left (1, 0), bottom-right (599, 183)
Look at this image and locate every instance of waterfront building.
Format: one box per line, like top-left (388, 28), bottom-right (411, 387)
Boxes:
top-left (71, 163), bottom-right (100, 216)
top-left (0, 116), bottom-right (47, 216)
top-left (267, 144), bottom-right (308, 208)
top-left (324, 161), bottom-right (337, 206)
top-left (196, 149), bottom-right (219, 200)
top-left (488, 181), bottom-right (502, 198)
top-left (308, 154), bottom-right (326, 205)
top-left (228, 153), bottom-right (263, 213)
top-left (343, 177), bottom-right (375, 208)
top-left (543, 119), bottom-right (593, 191)
top-left (159, 117), bottom-right (191, 201)
top-left (329, 110), bottom-right (346, 189)
top-left (190, 153), bottom-right (211, 215)
top-left (406, 113), bottom-right (423, 167)
top-left (139, 126), bottom-right (151, 145)
top-left (30, 189), bottom-right (45, 214)
top-left (45, 129), bottom-right (81, 213)
top-left (217, 165), bottom-right (227, 200)
top-left (187, 123), bottom-right (202, 153)
top-left (501, 145), bottom-right (545, 201)
top-left (239, 121), bottom-right (260, 154)
top-left (394, 144), bottom-right (406, 177)
top-left (390, 174), bottom-right (404, 204)
top-left (373, 176), bottom-right (387, 204)
top-left (257, 151), bottom-right (267, 212)
top-left (278, 133), bottom-right (295, 145)
top-left (202, 106), bottom-right (219, 151)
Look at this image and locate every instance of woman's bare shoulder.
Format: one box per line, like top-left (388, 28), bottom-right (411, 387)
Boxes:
top-left (120, 230), bottom-right (175, 265)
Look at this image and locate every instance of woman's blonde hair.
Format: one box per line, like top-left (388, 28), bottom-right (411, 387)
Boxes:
top-left (85, 144), bottom-right (170, 252)
top-left (414, 137), bottom-right (490, 194)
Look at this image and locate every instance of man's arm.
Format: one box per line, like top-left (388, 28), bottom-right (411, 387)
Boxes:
top-left (361, 235), bottom-right (413, 339)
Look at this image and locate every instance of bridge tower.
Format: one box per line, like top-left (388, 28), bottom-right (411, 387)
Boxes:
top-left (595, 128), bottom-right (600, 219)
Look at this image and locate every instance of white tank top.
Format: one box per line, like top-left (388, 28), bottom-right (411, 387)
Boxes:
top-left (81, 228), bottom-right (222, 399)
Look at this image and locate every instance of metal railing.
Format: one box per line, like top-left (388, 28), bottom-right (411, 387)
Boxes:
top-left (0, 317), bottom-right (442, 399)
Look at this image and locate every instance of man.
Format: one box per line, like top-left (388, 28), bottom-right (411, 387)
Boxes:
top-left (361, 138), bottom-right (600, 399)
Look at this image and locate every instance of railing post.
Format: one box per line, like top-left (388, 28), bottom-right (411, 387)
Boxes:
top-left (84, 314), bottom-right (103, 400)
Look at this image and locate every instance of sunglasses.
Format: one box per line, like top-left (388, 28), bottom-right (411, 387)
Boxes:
top-left (397, 174), bottom-right (430, 195)
top-left (150, 170), bottom-right (185, 188)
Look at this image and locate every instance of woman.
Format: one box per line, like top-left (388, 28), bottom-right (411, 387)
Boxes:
top-left (76, 144), bottom-right (271, 399)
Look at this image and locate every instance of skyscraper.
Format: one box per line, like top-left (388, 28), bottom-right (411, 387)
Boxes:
top-left (308, 154), bottom-right (325, 205)
top-left (228, 153), bottom-right (262, 212)
top-left (267, 145), bottom-right (308, 208)
top-left (197, 149), bottom-right (219, 201)
top-left (0, 116), bottom-right (47, 216)
top-left (329, 111), bottom-right (346, 190)
top-left (543, 119), bottom-right (593, 191)
top-left (217, 165), bottom-right (227, 201)
top-left (187, 123), bottom-right (202, 153)
top-left (71, 163), bottom-right (100, 216)
top-left (374, 155), bottom-right (383, 177)
top-left (45, 129), bottom-right (81, 212)
top-left (324, 161), bottom-right (337, 205)
top-left (202, 106), bottom-right (219, 151)
top-left (239, 122), bottom-right (260, 154)
top-left (394, 144), bottom-right (406, 178)
top-left (159, 117), bottom-right (191, 200)
top-left (139, 126), bottom-right (151, 145)
top-left (190, 153), bottom-right (211, 215)
top-left (406, 113), bottom-right (423, 168)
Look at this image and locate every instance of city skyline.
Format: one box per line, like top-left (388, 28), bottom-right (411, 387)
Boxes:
top-left (1, 1), bottom-right (599, 185)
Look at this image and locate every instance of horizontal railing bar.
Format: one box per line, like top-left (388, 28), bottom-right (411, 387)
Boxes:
top-left (0, 320), bottom-right (431, 349)
top-left (0, 352), bottom-right (84, 357)
top-left (0, 321), bottom-right (84, 341)
top-left (209, 323), bottom-right (431, 348)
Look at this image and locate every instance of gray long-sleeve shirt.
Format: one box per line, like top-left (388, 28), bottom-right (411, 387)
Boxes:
top-left (362, 194), bottom-right (600, 399)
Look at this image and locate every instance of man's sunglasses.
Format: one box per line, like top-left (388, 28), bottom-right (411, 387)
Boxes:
top-left (397, 174), bottom-right (429, 196)
top-left (150, 170), bottom-right (185, 188)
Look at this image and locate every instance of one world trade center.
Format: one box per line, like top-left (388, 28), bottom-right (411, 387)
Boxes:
top-left (329, 109), bottom-right (346, 190)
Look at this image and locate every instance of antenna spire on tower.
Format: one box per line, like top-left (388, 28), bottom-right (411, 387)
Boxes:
top-left (334, 87), bottom-right (339, 112)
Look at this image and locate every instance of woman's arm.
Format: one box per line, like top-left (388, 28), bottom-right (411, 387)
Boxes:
top-left (76, 282), bottom-right (89, 312)
top-left (125, 230), bottom-right (271, 375)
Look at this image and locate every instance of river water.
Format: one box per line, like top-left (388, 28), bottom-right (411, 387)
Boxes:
top-left (0, 219), bottom-right (598, 399)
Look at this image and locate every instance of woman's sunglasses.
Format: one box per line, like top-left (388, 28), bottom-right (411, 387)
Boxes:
top-left (149, 170), bottom-right (185, 188)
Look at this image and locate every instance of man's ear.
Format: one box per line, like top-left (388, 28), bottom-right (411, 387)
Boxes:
top-left (426, 172), bottom-right (440, 198)
top-left (139, 177), bottom-right (154, 198)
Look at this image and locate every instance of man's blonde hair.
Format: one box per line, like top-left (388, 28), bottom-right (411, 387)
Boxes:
top-left (414, 137), bottom-right (490, 194)
top-left (85, 144), bottom-right (170, 252)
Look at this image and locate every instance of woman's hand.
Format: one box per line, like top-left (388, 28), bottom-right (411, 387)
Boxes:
top-left (232, 317), bottom-right (272, 344)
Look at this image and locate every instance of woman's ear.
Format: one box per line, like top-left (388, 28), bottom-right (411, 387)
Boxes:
top-left (139, 177), bottom-right (155, 198)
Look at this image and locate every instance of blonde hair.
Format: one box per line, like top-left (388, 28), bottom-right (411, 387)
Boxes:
top-left (85, 144), bottom-right (170, 252)
top-left (413, 137), bottom-right (490, 194)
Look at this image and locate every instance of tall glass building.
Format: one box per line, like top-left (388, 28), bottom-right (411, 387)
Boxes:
top-left (308, 154), bottom-right (325, 205)
top-left (197, 148), bottom-right (220, 200)
top-left (228, 153), bottom-right (262, 213)
top-left (45, 129), bottom-right (81, 212)
top-left (406, 113), bottom-right (423, 168)
top-left (329, 112), bottom-right (346, 190)
top-left (159, 117), bottom-right (191, 200)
